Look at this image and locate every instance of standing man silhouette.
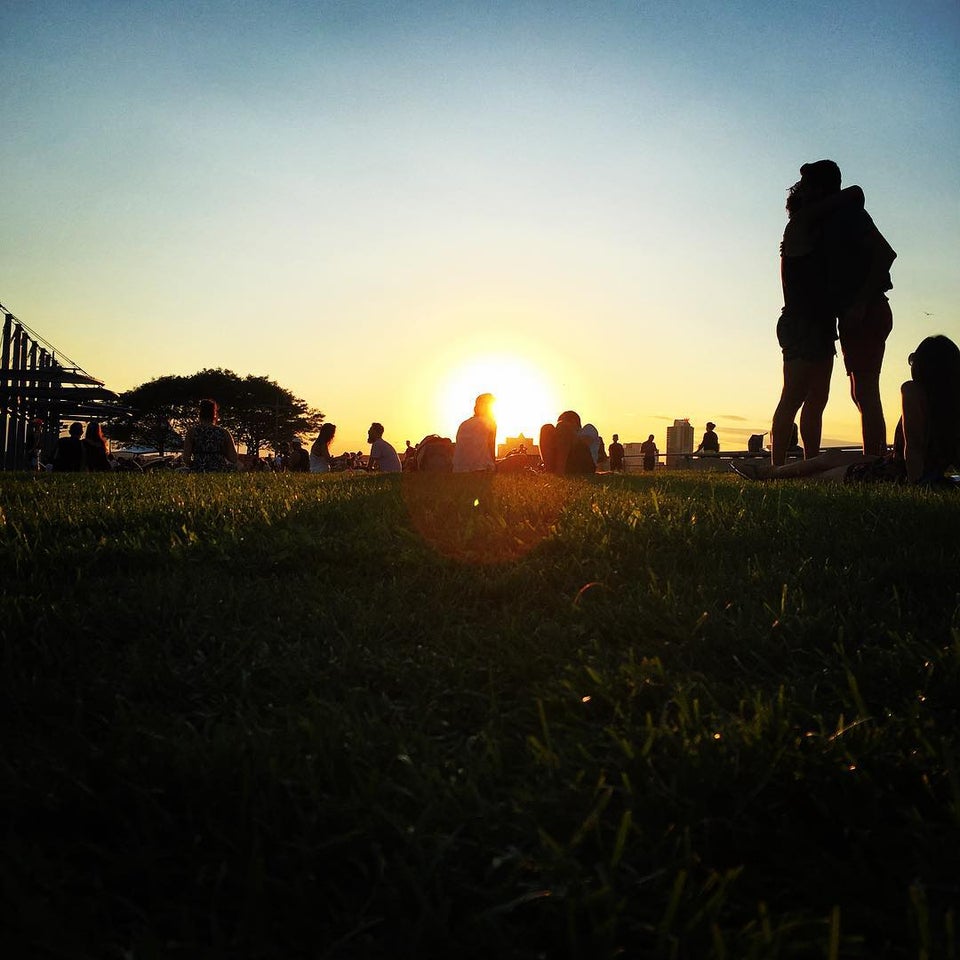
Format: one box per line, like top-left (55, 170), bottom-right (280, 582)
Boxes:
top-left (640, 434), bottom-right (658, 472)
top-left (608, 433), bottom-right (625, 472)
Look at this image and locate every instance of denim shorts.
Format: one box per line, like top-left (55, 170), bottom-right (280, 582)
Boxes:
top-left (777, 308), bottom-right (837, 363)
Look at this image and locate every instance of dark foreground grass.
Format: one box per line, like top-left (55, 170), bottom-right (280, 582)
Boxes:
top-left (1, 471), bottom-right (958, 959)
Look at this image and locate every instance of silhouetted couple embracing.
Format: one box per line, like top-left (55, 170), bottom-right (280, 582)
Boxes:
top-left (740, 161), bottom-right (959, 486)
top-left (772, 158), bottom-right (896, 466)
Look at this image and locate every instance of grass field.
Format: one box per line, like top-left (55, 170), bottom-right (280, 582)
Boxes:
top-left (1, 471), bottom-right (958, 959)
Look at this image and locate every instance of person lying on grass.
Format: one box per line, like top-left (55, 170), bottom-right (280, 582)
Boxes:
top-left (733, 334), bottom-right (960, 486)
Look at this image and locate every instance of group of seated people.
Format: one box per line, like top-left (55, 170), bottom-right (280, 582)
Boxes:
top-left (412, 396), bottom-right (609, 476)
top-left (178, 407), bottom-right (407, 476)
top-left (538, 411), bottom-right (605, 475)
top-left (42, 332), bottom-right (960, 487)
top-left (48, 420), bottom-right (113, 472)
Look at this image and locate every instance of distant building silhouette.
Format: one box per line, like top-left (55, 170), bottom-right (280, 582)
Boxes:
top-left (497, 433), bottom-right (539, 459)
top-left (666, 418), bottom-right (694, 468)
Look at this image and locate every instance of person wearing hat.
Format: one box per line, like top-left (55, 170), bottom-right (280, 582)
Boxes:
top-left (696, 422), bottom-right (720, 455)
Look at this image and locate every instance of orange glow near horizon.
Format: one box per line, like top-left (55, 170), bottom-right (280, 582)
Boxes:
top-left (436, 354), bottom-right (558, 445)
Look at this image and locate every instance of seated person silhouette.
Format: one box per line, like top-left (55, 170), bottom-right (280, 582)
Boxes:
top-left (52, 422), bottom-right (84, 472)
top-left (366, 422), bottom-right (402, 473)
top-left (696, 422), bottom-right (720, 455)
top-left (539, 411), bottom-right (596, 475)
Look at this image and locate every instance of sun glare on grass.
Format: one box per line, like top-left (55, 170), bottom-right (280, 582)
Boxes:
top-left (437, 354), bottom-right (557, 444)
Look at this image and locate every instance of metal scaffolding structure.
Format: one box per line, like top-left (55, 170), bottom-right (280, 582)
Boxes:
top-left (1, 303), bottom-right (133, 469)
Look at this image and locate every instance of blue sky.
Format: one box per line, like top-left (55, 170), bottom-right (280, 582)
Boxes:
top-left (3, 0), bottom-right (958, 451)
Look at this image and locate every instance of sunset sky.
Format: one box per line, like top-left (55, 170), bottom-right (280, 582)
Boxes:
top-left (3, 1), bottom-right (958, 454)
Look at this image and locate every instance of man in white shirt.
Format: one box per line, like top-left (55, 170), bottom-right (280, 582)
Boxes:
top-left (453, 393), bottom-right (497, 472)
top-left (366, 423), bottom-right (403, 473)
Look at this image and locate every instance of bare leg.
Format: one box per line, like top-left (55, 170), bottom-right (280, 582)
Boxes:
top-left (772, 364), bottom-right (804, 466)
top-left (771, 358), bottom-right (832, 466)
top-left (850, 371), bottom-right (886, 456)
top-left (798, 358), bottom-right (833, 458)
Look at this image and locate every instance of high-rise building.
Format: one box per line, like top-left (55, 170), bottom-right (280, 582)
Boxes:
top-left (665, 418), bottom-right (694, 468)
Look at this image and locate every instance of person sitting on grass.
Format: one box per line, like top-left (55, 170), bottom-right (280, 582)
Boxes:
top-left (309, 423), bottom-right (336, 474)
top-left (82, 421), bottom-right (113, 472)
top-left (579, 422), bottom-right (605, 467)
top-left (285, 438), bottom-right (309, 472)
top-left (453, 393), bottom-right (497, 473)
top-left (640, 434), bottom-right (658, 471)
top-left (52, 422), bottom-right (84, 472)
top-left (183, 399), bottom-right (239, 473)
top-left (733, 335), bottom-right (960, 486)
top-left (539, 411), bottom-right (596, 475)
top-left (366, 422), bottom-right (402, 473)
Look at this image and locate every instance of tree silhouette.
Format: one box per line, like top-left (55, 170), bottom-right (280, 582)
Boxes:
top-left (114, 369), bottom-right (323, 456)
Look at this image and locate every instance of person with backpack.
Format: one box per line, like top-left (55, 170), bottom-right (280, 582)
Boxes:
top-left (415, 435), bottom-right (455, 472)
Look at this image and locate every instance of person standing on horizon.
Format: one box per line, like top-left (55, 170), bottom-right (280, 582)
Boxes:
top-left (799, 159), bottom-right (896, 457)
top-left (453, 393), bottom-right (497, 472)
top-left (640, 434), bottom-right (658, 471)
top-left (608, 433), bottom-right (625, 471)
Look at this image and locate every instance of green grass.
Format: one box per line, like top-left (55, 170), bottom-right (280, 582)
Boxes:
top-left (1, 471), bottom-right (958, 959)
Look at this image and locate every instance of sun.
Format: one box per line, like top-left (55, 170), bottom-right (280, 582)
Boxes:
top-left (437, 354), bottom-right (558, 445)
